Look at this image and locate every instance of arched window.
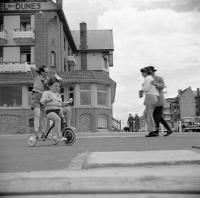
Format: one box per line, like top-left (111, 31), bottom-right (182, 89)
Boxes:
top-left (51, 51), bottom-right (56, 68)
top-left (98, 115), bottom-right (107, 130)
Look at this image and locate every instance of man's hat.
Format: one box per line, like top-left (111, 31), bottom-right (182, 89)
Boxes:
top-left (148, 66), bottom-right (157, 72)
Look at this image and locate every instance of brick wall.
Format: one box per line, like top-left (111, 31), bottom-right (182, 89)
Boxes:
top-left (73, 108), bottom-right (112, 132)
top-left (0, 109), bottom-right (33, 134)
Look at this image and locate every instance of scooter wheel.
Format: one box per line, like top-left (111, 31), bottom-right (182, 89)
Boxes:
top-left (62, 128), bottom-right (76, 145)
top-left (27, 135), bottom-right (37, 147)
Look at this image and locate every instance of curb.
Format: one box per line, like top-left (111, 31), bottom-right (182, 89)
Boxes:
top-left (0, 165), bottom-right (200, 196)
top-left (83, 150), bottom-right (200, 169)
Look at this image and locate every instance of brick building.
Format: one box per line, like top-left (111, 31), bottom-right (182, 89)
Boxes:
top-left (163, 87), bottom-right (200, 126)
top-left (0, 0), bottom-right (116, 133)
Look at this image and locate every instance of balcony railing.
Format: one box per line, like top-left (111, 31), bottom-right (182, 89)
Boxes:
top-left (0, 62), bottom-right (32, 73)
top-left (68, 55), bottom-right (76, 66)
top-left (13, 28), bottom-right (35, 43)
top-left (0, 30), bottom-right (8, 44)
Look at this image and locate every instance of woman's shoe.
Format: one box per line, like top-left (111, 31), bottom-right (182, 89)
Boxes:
top-left (145, 131), bottom-right (159, 137)
top-left (164, 130), bottom-right (174, 136)
top-left (58, 137), bottom-right (68, 141)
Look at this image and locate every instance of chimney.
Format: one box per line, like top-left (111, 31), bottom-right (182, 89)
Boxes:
top-left (80, 22), bottom-right (87, 70)
top-left (56, 0), bottom-right (62, 9)
top-left (80, 22), bottom-right (87, 49)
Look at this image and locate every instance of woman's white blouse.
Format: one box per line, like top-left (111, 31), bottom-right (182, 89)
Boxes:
top-left (142, 75), bottom-right (159, 96)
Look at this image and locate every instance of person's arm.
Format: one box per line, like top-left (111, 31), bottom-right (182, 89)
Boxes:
top-left (26, 64), bottom-right (39, 78)
top-left (153, 76), bottom-right (165, 90)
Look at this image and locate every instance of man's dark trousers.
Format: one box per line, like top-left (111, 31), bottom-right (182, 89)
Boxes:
top-left (153, 106), bottom-right (171, 132)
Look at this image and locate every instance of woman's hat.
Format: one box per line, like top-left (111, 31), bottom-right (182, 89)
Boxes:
top-left (148, 66), bottom-right (157, 72)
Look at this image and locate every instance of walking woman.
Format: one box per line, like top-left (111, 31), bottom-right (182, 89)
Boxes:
top-left (30, 65), bottom-right (49, 139)
top-left (140, 67), bottom-right (159, 137)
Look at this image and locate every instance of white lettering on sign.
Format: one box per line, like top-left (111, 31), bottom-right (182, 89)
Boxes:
top-left (0, 2), bottom-right (41, 11)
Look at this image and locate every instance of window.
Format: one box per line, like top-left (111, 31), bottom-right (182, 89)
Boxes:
top-left (0, 86), bottom-right (22, 107)
top-left (102, 53), bottom-right (108, 69)
top-left (98, 116), bottom-right (107, 130)
top-left (103, 57), bottom-right (108, 68)
top-left (0, 47), bottom-right (3, 63)
top-left (80, 84), bottom-right (91, 105)
top-left (64, 57), bottom-right (67, 71)
top-left (68, 86), bottom-right (74, 106)
top-left (97, 85), bottom-right (108, 106)
top-left (20, 15), bottom-right (31, 31)
top-left (64, 37), bottom-right (66, 51)
top-left (28, 87), bottom-right (33, 106)
top-left (51, 51), bottom-right (56, 68)
top-left (20, 46), bottom-right (31, 63)
top-left (0, 16), bottom-right (3, 32)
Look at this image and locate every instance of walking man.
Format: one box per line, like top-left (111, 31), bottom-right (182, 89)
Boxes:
top-left (134, 114), bottom-right (140, 132)
top-left (146, 66), bottom-right (174, 137)
top-left (127, 114), bottom-right (134, 132)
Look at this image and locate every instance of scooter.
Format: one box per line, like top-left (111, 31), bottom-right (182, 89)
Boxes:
top-left (27, 99), bottom-right (76, 147)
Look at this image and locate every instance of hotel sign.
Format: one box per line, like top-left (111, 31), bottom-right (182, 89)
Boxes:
top-left (0, 1), bottom-right (50, 11)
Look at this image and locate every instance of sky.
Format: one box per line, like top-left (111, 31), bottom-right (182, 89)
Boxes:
top-left (62, 0), bottom-right (200, 126)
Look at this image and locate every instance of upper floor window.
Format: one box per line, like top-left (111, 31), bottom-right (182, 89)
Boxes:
top-left (103, 57), bottom-right (108, 68)
top-left (102, 53), bottom-right (108, 69)
top-left (0, 16), bottom-right (3, 32)
top-left (51, 51), bottom-right (56, 68)
top-left (80, 84), bottom-right (91, 105)
top-left (97, 84), bottom-right (108, 106)
top-left (20, 46), bottom-right (31, 63)
top-left (20, 15), bottom-right (31, 31)
top-left (0, 86), bottom-right (22, 107)
top-left (0, 47), bottom-right (3, 63)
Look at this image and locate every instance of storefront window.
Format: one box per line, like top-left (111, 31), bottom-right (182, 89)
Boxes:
top-left (0, 86), bottom-right (22, 107)
top-left (80, 84), bottom-right (91, 105)
top-left (97, 85), bottom-right (108, 106)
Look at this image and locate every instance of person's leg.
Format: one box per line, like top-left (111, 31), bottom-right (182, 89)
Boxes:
top-left (146, 95), bottom-right (157, 132)
top-left (47, 112), bottom-right (62, 138)
top-left (157, 106), bottom-right (173, 132)
top-left (153, 106), bottom-right (163, 132)
top-left (146, 104), bottom-right (156, 132)
top-left (145, 95), bottom-right (158, 137)
top-left (130, 124), bottom-right (133, 132)
top-left (33, 107), bottom-right (40, 138)
top-left (41, 111), bottom-right (48, 138)
top-left (62, 106), bottom-right (72, 127)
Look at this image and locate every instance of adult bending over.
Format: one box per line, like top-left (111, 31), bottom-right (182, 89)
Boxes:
top-left (30, 65), bottom-right (49, 139)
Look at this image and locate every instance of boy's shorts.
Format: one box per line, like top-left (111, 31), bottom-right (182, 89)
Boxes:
top-left (31, 92), bottom-right (45, 111)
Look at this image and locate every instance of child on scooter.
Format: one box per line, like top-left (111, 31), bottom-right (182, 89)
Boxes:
top-left (40, 77), bottom-right (70, 141)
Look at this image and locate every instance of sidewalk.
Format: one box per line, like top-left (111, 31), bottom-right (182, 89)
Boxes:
top-left (0, 149), bottom-right (200, 197)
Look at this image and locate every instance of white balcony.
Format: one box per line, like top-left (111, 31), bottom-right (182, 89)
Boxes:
top-left (68, 55), bottom-right (76, 66)
top-left (0, 30), bottom-right (8, 44)
top-left (13, 29), bottom-right (35, 43)
top-left (0, 62), bottom-right (32, 73)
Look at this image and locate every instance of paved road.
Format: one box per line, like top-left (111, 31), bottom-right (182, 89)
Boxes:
top-left (0, 132), bottom-right (200, 173)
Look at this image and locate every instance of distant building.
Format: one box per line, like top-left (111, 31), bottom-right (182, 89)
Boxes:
top-left (0, 0), bottom-right (116, 133)
top-left (163, 87), bottom-right (200, 126)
